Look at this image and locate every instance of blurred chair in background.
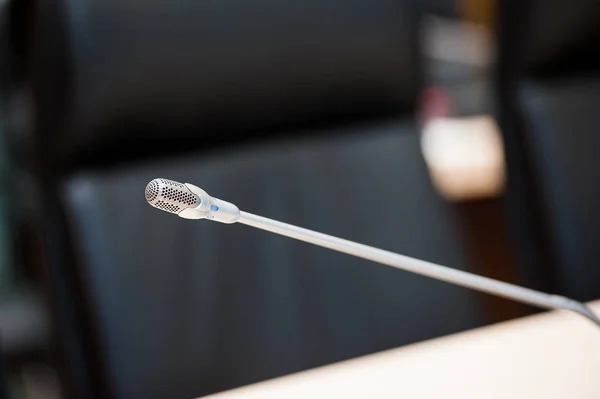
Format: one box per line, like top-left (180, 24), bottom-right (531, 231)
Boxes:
top-left (2, 2), bottom-right (54, 396)
top-left (419, 0), bottom-right (526, 323)
top-left (0, 0), bottom-right (495, 398)
top-left (1, 347), bottom-right (7, 399)
top-left (495, 0), bottom-right (600, 302)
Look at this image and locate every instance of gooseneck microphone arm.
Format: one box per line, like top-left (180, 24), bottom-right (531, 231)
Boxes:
top-left (145, 178), bottom-right (600, 328)
top-left (238, 212), bottom-right (600, 327)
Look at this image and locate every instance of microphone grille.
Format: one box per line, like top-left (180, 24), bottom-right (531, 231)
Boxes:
top-left (145, 178), bottom-right (200, 214)
top-left (145, 180), bottom-right (160, 203)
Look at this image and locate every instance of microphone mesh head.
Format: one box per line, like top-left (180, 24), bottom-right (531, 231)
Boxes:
top-left (145, 178), bottom-right (200, 214)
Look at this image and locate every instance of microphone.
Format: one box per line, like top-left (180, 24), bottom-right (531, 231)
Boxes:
top-left (145, 178), bottom-right (240, 223)
top-left (145, 178), bottom-right (600, 327)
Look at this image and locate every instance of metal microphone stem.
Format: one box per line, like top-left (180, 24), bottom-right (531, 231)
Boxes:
top-left (237, 211), bottom-right (600, 328)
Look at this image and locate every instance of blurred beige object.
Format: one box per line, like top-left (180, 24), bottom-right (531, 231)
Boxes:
top-left (421, 116), bottom-right (505, 201)
top-left (423, 16), bottom-right (493, 67)
top-left (201, 300), bottom-right (600, 399)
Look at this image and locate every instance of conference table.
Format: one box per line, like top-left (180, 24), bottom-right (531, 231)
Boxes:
top-left (201, 300), bottom-right (600, 399)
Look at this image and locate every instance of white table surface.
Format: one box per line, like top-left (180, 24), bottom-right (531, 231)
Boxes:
top-left (201, 300), bottom-right (600, 399)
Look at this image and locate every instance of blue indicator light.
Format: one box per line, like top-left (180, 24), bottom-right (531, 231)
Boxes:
top-left (210, 205), bottom-right (219, 212)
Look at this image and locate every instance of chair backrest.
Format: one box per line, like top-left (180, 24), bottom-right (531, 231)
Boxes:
top-left (27, 0), bottom-right (422, 172)
top-left (0, 348), bottom-right (7, 399)
top-left (13, 1), bottom-right (439, 398)
top-left (495, 0), bottom-right (600, 300)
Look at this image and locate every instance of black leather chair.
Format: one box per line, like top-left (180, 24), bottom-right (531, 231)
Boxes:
top-left (10, 1), bottom-right (488, 398)
top-left (495, 0), bottom-right (600, 302)
top-left (0, 348), bottom-right (7, 399)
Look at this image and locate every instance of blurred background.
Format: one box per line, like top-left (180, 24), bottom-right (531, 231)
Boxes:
top-left (0, 0), bottom-right (599, 397)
